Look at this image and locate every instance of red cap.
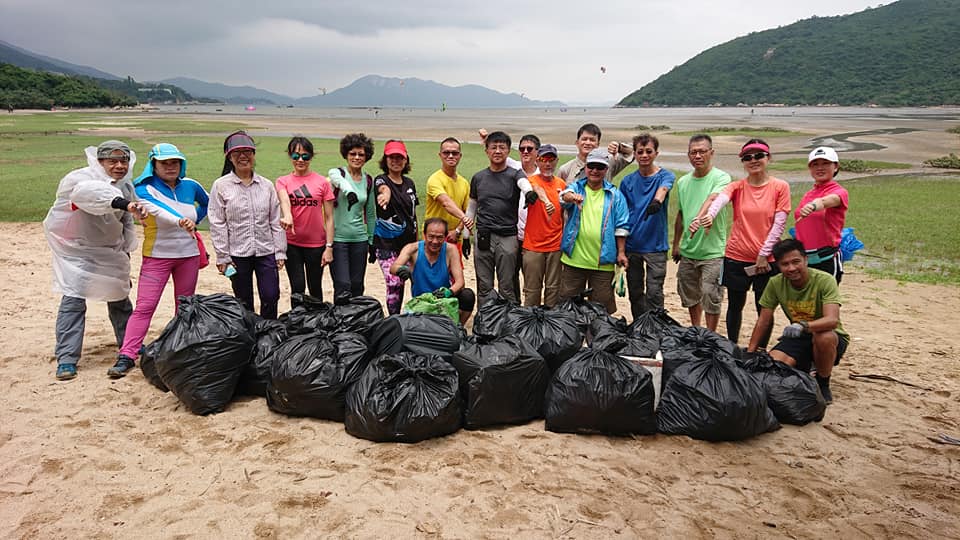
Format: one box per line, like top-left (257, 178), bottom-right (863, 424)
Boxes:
top-left (739, 142), bottom-right (770, 157)
top-left (383, 140), bottom-right (408, 158)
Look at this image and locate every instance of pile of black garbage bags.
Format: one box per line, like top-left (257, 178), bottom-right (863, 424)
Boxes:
top-left (141, 292), bottom-right (826, 443)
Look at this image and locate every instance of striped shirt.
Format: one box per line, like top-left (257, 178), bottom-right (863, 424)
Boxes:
top-left (208, 172), bottom-right (286, 264)
top-left (136, 177), bottom-right (209, 258)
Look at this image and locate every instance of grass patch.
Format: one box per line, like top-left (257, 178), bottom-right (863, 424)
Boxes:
top-left (0, 112), bottom-right (252, 135)
top-left (670, 126), bottom-right (803, 138)
top-left (631, 124), bottom-right (671, 131)
top-left (923, 153), bottom-right (960, 169)
top-left (947, 125), bottom-right (960, 135)
top-left (769, 157), bottom-right (911, 173)
top-left (789, 175), bottom-right (960, 284)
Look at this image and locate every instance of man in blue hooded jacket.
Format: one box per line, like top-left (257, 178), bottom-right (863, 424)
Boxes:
top-left (558, 148), bottom-right (630, 314)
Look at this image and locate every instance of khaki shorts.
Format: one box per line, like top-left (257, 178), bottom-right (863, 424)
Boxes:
top-left (676, 257), bottom-right (723, 314)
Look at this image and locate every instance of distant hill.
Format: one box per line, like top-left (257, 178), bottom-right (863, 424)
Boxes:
top-left (297, 75), bottom-right (566, 108)
top-left (618, 0), bottom-right (960, 107)
top-left (0, 63), bottom-right (134, 109)
top-left (0, 40), bottom-right (121, 81)
top-left (159, 77), bottom-right (295, 105)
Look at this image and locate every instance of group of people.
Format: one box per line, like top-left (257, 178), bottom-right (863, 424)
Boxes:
top-left (44, 124), bottom-right (851, 403)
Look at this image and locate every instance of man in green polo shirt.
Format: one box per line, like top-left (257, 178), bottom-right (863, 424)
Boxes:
top-left (746, 238), bottom-right (850, 404)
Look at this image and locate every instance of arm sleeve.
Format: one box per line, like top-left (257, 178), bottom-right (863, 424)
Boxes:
top-left (516, 173), bottom-right (532, 193)
top-left (268, 184), bottom-right (287, 259)
top-left (759, 211), bottom-right (788, 257)
top-left (69, 180), bottom-right (124, 215)
top-left (207, 182), bottom-right (231, 264)
top-left (193, 182), bottom-right (210, 224)
top-left (706, 192), bottom-right (731, 218)
top-left (327, 167), bottom-right (345, 189)
top-left (613, 191), bottom-right (631, 237)
top-left (505, 156), bottom-right (522, 171)
top-left (135, 183), bottom-right (181, 228)
top-left (365, 178), bottom-right (376, 243)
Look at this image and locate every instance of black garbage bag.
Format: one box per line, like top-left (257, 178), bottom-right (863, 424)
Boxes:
top-left (471, 291), bottom-right (515, 342)
top-left (320, 296), bottom-right (385, 337)
top-left (154, 294), bottom-right (255, 415)
top-left (451, 335), bottom-right (550, 428)
top-left (738, 351), bottom-right (827, 425)
top-left (237, 318), bottom-right (288, 397)
top-left (140, 338), bottom-right (168, 392)
top-left (345, 352), bottom-right (462, 443)
top-left (588, 316), bottom-right (634, 354)
top-left (660, 326), bottom-right (738, 384)
top-left (545, 348), bottom-right (658, 435)
top-left (279, 293), bottom-right (333, 334)
top-left (657, 353), bottom-right (780, 441)
top-left (554, 293), bottom-right (609, 344)
top-left (266, 331), bottom-right (370, 421)
top-left (508, 306), bottom-right (583, 371)
top-left (370, 313), bottom-right (464, 359)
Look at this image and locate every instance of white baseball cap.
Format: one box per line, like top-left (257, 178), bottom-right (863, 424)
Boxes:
top-left (808, 146), bottom-right (839, 164)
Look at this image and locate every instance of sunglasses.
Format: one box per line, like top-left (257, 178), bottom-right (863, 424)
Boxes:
top-left (586, 163), bottom-right (608, 171)
top-left (636, 148), bottom-right (657, 155)
top-left (740, 152), bottom-right (769, 162)
top-left (231, 149), bottom-right (255, 157)
top-left (518, 146), bottom-right (537, 153)
top-left (538, 155), bottom-right (557, 162)
top-left (290, 152), bottom-right (312, 161)
top-left (441, 150), bottom-right (461, 156)
top-left (348, 151), bottom-right (366, 158)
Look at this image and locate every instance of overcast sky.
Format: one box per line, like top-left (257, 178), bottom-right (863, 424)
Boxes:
top-left (1, 0), bottom-right (885, 104)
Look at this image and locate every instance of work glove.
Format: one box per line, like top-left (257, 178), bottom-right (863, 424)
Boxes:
top-left (433, 287), bottom-right (454, 299)
top-left (644, 199), bottom-right (662, 217)
top-left (781, 322), bottom-right (806, 338)
top-left (462, 238), bottom-right (471, 259)
top-left (524, 190), bottom-right (539, 208)
top-left (368, 244), bottom-right (377, 263)
top-left (396, 265), bottom-right (411, 281)
top-left (346, 191), bottom-right (359, 211)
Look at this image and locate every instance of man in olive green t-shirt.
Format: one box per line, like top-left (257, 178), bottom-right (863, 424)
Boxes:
top-left (747, 238), bottom-right (850, 404)
top-left (671, 134), bottom-right (731, 331)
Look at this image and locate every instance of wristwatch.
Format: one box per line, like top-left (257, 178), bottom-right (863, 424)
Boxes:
top-left (326, 243), bottom-right (333, 248)
top-left (800, 321), bottom-right (810, 333)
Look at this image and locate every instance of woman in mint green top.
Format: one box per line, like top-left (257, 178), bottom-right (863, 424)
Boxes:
top-left (327, 133), bottom-right (377, 301)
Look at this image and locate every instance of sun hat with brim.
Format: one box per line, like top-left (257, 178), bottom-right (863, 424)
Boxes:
top-left (739, 142), bottom-right (771, 157)
top-left (383, 140), bottom-right (408, 158)
top-left (224, 132), bottom-right (256, 155)
top-left (135, 143), bottom-right (187, 184)
top-left (585, 148), bottom-right (609, 166)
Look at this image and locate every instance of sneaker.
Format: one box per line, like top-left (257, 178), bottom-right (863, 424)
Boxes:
top-left (56, 363), bottom-right (77, 381)
top-left (107, 355), bottom-right (136, 379)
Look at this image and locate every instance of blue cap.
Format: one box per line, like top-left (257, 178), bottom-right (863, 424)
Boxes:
top-left (135, 143), bottom-right (187, 184)
top-left (537, 144), bottom-right (559, 157)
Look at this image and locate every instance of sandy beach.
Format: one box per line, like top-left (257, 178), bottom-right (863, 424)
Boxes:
top-left (2, 107), bottom-right (960, 538)
top-left (1, 219), bottom-right (958, 538)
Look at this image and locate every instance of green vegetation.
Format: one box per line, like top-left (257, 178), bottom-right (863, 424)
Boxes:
top-left (788, 175), bottom-right (960, 284)
top-left (618, 0), bottom-right (960, 107)
top-left (670, 127), bottom-right (802, 138)
top-left (3, 113), bottom-right (957, 284)
top-left (631, 124), bottom-right (671, 131)
top-left (0, 63), bottom-right (135, 109)
top-left (947, 126), bottom-right (960, 135)
top-left (923, 154), bottom-right (960, 169)
top-left (769, 158), bottom-right (911, 173)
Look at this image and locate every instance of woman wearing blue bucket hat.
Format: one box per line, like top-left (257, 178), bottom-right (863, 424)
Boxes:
top-left (109, 143), bottom-right (209, 378)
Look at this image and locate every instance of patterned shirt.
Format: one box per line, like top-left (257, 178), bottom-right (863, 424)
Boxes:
top-left (208, 172), bottom-right (286, 264)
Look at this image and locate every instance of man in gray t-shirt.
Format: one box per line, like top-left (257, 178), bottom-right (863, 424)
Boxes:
top-left (468, 131), bottom-right (536, 305)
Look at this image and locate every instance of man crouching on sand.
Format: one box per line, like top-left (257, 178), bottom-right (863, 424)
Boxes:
top-left (746, 239), bottom-right (850, 403)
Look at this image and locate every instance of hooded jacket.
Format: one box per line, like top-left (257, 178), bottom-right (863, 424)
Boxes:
top-left (559, 178), bottom-right (630, 267)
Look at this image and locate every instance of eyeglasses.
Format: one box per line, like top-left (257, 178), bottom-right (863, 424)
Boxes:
top-left (102, 157), bottom-right (130, 164)
top-left (688, 149), bottom-right (712, 156)
top-left (441, 150), bottom-right (461, 157)
top-left (518, 146), bottom-right (537, 153)
top-left (348, 151), bottom-right (366, 158)
top-left (636, 148), bottom-right (657, 155)
top-left (740, 152), bottom-right (769, 162)
top-left (586, 163), bottom-right (608, 171)
top-left (290, 152), bottom-right (312, 161)
top-left (231, 149), bottom-right (254, 157)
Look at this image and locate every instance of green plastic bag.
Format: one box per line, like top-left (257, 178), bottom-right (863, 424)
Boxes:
top-left (404, 292), bottom-right (459, 322)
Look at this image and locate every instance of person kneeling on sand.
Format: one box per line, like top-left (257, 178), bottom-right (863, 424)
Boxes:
top-left (745, 238), bottom-right (850, 404)
top-left (391, 218), bottom-right (476, 325)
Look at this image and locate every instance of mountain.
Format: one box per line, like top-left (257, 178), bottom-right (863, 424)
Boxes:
top-left (158, 77), bottom-right (295, 105)
top-left (0, 40), bottom-right (121, 80)
top-left (296, 75), bottom-right (565, 108)
top-left (0, 63), bottom-right (135, 109)
top-left (617, 0), bottom-right (960, 107)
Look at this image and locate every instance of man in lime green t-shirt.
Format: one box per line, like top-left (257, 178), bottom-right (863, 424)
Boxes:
top-left (671, 134), bottom-right (731, 332)
top-left (747, 238), bottom-right (850, 404)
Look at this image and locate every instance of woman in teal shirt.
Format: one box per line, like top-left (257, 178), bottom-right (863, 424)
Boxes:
top-left (327, 133), bottom-right (376, 302)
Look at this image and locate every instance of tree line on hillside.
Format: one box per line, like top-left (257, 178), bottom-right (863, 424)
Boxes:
top-left (618, 0), bottom-right (960, 107)
top-left (0, 63), bottom-right (216, 110)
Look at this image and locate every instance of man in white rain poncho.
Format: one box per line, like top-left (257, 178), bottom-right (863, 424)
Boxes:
top-left (43, 140), bottom-right (148, 381)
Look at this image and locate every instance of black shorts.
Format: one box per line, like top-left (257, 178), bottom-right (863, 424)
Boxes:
top-left (772, 333), bottom-right (848, 373)
top-left (720, 257), bottom-right (780, 293)
top-left (809, 255), bottom-right (843, 284)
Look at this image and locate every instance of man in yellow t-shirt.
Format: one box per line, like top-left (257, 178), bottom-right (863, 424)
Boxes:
top-left (425, 137), bottom-right (473, 257)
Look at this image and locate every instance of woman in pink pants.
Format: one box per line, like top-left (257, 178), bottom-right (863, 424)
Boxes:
top-left (109, 143), bottom-right (209, 378)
